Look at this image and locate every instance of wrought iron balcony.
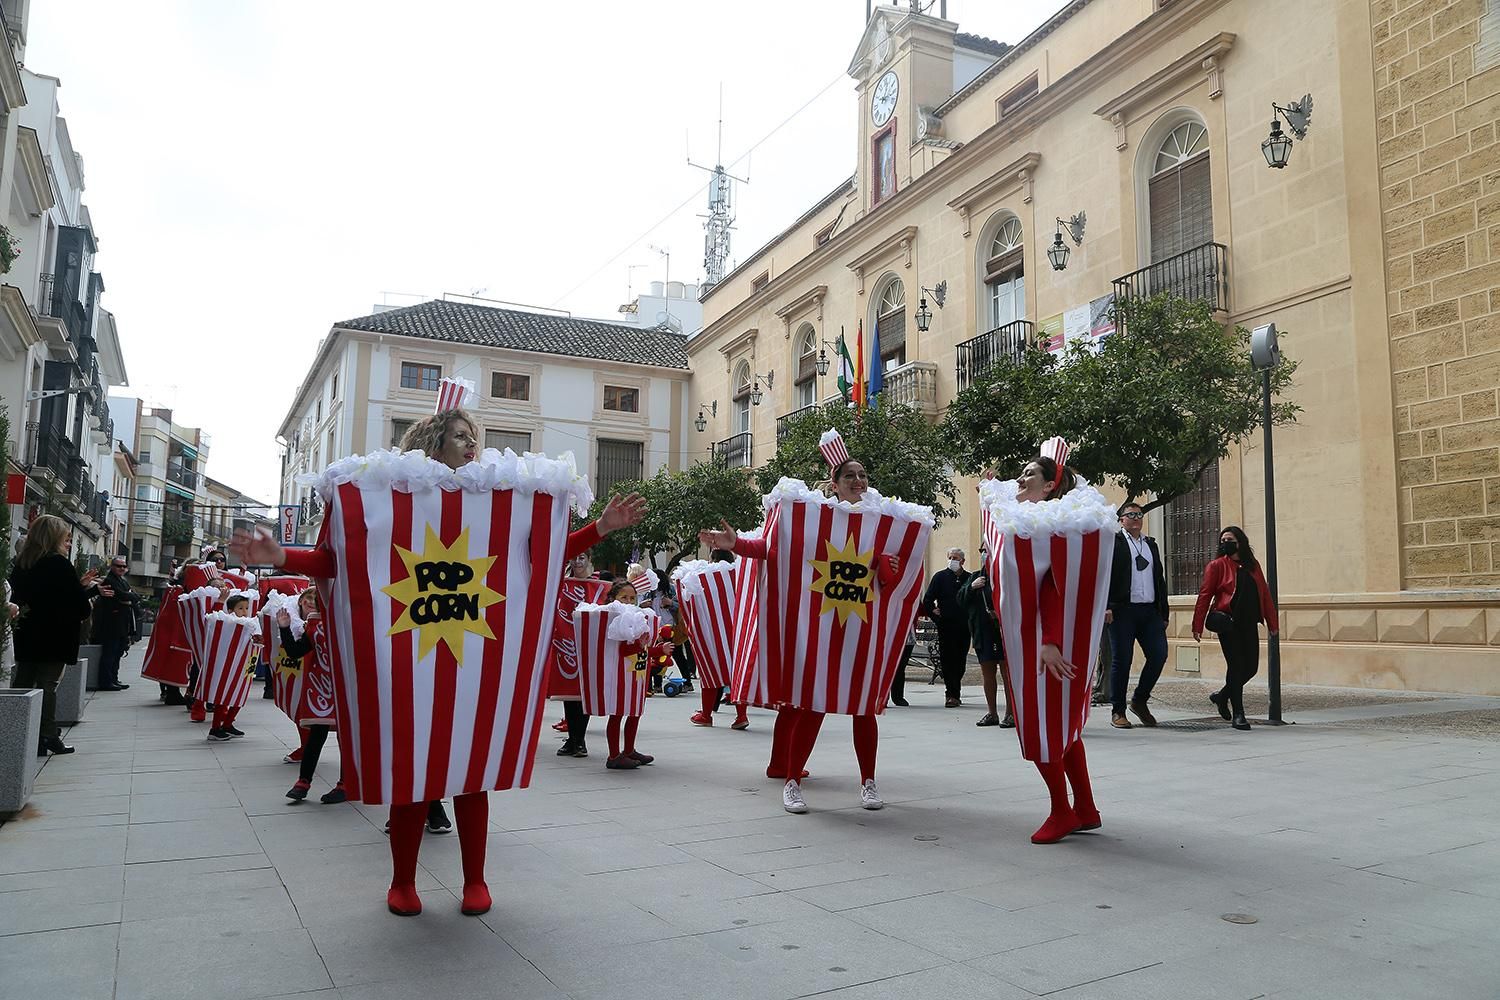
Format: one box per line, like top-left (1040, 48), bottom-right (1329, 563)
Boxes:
top-left (713, 431), bottom-right (752, 470)
top-left (32, 429), bottom-right (74, 484)
top-left (166, 462), bottom-right (199, 491)
top-left (776, 404), bottom-right (819, 441)
top-left (955, 320), bottom-right (1036, 391)
top-left (880, 360), bottom-right (941, 418)
top-left (1111, 242), bottom-right (1229, 315)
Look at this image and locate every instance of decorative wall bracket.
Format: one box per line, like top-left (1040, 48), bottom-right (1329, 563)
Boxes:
top-left (946, 152), bottom-right (1042, 238)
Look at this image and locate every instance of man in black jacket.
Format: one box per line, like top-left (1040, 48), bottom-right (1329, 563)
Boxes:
top-left (1106, 503), bottom-right (1169, 728)
top-left (92, 557), bottom-right (138, 691)
top-left (921, 547), bottom-right (972, 708)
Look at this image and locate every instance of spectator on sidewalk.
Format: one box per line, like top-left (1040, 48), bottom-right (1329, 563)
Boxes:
top-left (1193, 526), bottom-right (1279, 732)
top-left (959, 546), bottom-right (1012, 728)
top-left (888, 624), bottom-right (915, 707)
top-left (92, 556), bottom-right (138, 692)
top-left (921, 548), bottom-right (972, 707)
top-left (1105, 503), bottom-right (1169, 729)
top-left (8, 514), bottom-right (100, 756)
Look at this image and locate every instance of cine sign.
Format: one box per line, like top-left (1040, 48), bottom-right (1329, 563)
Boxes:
top-left (279, 504), bottom-right (301, 545)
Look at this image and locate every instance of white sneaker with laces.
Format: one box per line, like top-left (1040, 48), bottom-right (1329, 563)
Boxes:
top-left (860, 778), bottom-right (884, 810)
top-left (782, 780), bottom-right (808, 814)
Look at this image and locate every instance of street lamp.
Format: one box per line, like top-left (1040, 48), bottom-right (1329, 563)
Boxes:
top-left (694, 401), bottom-right (716, 432)
top-left (915, 281), bottom-right (946, 333)
top-left (816, 350), bottom-right (830, 377)
top-left (1262, 94), bottom-right (1313, 169)
top-left (1048, 212), bottom-right (1086, 271)
top-left (1251, 322), bottom-right (1286, 725)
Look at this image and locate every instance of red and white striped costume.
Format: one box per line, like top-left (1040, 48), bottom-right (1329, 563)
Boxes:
top-left (257, 576), bottom-right (311, 661)
top-left (193, 612), bottom-right (262, 711)
top-left (728, 533), bottom-right (772, 708)
top-left (741, 481), bottom-right (933, 715)
top-left (141, 585), bottom-right (192, 687)
top-left (669, 561), bottom-right (737, 690)
top-left (295, 448), bottom-right (592, 807)
top-left (574, 603), bottom-right (662, 718)
top-left (544, 577), bottom-right (609, 700)
top-left (980, 477), bottom-right (1117, 763)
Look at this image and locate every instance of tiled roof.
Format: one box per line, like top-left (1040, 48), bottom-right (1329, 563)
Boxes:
top-left (955, 32), bottom-right (1009, 56)
top-left (336, 299), bottom-right (689, 369)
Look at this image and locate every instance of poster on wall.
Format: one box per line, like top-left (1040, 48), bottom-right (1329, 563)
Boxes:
top-left (1063, 304), bottom-right (1091, 351)
top-left (1039, 314), bottom-right (1064, 353)
top-left (1089, 292), bottom-right (1117, 346)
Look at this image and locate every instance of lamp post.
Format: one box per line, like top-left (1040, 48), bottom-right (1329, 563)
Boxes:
top-left (1261, 94), bottom-right (1313, 169)
top-left (1251, 323), bottom-right (1285, 725)
top-left (1048, 212), bottom-right (1087, 271)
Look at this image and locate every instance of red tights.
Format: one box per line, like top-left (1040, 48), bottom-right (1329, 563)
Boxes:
top-left (770, 707), bottom-right (878, 783)
top-left (210, 705), bottom-right (240, 730)
top-left (387, 792), bottom-right (491, 916)
top-left (700, 688), bottom-right (748, 724)
top-left (606, 715), bottom-right (639, 758)
top-left (1030, 739), bottom-right (1098, 844)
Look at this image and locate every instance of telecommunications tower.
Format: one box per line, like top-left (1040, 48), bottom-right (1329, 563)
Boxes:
top-left (688, 90), bottom-right (748, 291)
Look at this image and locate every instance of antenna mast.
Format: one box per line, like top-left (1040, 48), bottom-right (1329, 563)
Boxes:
top-left (687, 85), bottom-right (748, 291)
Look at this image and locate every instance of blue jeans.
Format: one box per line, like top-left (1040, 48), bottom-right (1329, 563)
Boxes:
top-left (1109, 603), bottom-right (1168, 714)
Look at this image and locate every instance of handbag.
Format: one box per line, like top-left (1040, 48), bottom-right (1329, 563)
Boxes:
top-left (1204, 609), bottom-right (1233, 635)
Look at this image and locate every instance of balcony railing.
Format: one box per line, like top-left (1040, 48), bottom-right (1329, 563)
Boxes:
top-left (33, 429), bottom-right (73, 483)
top-left (166, 462), bottom-right (199, 491)
top-left (1111, 242), bottom-right (1229, 315)
top-left (776, 404), bottom-right (819, 441)
top-left (880, 361), bottom-right (941, 418)
top-left (713, 431), bottom-right (752, 470)
top-left (87, 491), bottom-right (109, 526)
top-left (955, 320), bottom-right (1036, 391)
top-left (132, 504), bottom-right (162, 527)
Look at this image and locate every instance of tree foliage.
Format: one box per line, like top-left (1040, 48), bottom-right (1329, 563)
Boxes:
top-left (757, 399), bottom-right (959, 522)
top-left (940, 293), bottom-right (1301, 513)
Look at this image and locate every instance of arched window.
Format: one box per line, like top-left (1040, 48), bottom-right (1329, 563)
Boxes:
top-left (732, 361), bottom-right (752, 435)
top-left (1149, 119), bottom-right (1213, 262)
top-left (874, 278), bottom-right (906, 370)
top-left (983, 215), bottom-right (1025, 331)
top-left (794, 326), bottom-right (818, 409)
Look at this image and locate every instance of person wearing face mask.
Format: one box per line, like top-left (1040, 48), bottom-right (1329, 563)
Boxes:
top-left (958, 545), bottom-right (1011, 727)
top-left (1191, 526), bottom-right (1278, 731)
top-left (921, 548), bottom-right (973, 708)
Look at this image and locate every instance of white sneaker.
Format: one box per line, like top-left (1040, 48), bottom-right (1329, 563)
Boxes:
top-left (860, 779), bottom-right (884, 810)
top-left (782, 780), bottom-right (808, 814)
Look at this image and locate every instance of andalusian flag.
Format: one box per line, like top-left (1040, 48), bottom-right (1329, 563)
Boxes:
top-left (836, 330), bottom-right (856, 402)
top-left (853, 320), bottom-right (868, 409)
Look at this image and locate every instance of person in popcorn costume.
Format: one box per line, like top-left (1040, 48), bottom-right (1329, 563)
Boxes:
top-left (980, 439), bottom-right (1117, 844)
top-left (232, 380), bottom-right (646, 918)
top-left (699, 430), bottom-right (922, 816)
top-left (595, 570), bottom-right (675, 770)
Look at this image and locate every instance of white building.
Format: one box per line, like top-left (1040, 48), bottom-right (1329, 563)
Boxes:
top-left (0, 53), bottom-right (129, 567)
top-left (617, 280), bottom-right (703, 338)
top-left (276, 298), bottom-right (693, 541)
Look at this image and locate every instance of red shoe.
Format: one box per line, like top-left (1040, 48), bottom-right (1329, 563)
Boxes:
top-left (767, 767), bottom-right (810, 781)
top-left (1075, 805), bottom-right (1101, 831)
top-left (283, 747), bottom-right (304, 763)
top-left (461, 881), bottom-right (492, 916)
top-left (690, 712), bottom-right (713, 727)
top-left (189, 702), bottom-right (206, 723)
top-left (387, 883), bottom-right (422, 916)
top-left (730, 717), bottom-right (750, 731)
top-left (1031, 808), bottom-right (1082, 844)
top-left (552, 719), bottom-right (568, 733)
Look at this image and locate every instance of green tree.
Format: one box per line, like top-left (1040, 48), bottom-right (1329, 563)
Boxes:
top-left (636, 460), bottom-right (763, 573)
top-left (758, 399), bottom-right (959, 522)
top-left (941, 293), bottom-right (1300, 513)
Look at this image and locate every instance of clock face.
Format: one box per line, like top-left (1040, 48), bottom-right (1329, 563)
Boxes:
top-left (871, 71), bottom-right (899, 128)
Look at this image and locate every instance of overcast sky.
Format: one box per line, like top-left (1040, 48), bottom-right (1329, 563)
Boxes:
top-left (28, 0), bottom-right (1062, 503)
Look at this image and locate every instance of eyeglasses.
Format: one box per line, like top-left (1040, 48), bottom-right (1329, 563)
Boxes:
top-left (1121, 512), bottom-right (1144, 520)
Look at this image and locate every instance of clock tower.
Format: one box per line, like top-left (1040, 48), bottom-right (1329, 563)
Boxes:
top-left (848, 3), bottom-right (959, 215)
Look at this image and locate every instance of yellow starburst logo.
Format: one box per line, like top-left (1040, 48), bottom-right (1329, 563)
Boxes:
top-left (808, 537), bottom-right (877, 624)
top-left (275, 652), bottom-right (302, 685)
top-left (382, 525), bottom-right (504, 663)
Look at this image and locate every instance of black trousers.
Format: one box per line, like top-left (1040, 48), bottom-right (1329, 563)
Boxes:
top-left (98, 634), bottom-right (128, 688)
top-left (890, 644), bottom-right (914, 702)
top-left (937, 628), bottom-right (970, 699)
top-left (300, 725), bottom-right (331, 784)
top-left (1217, 622), bottom-right (1261, 717)
top-left (563, 699), bottom-right (590, 744)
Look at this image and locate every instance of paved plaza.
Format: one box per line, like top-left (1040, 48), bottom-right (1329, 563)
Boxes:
top-left (2, 647), bottom-right (1498, 1000)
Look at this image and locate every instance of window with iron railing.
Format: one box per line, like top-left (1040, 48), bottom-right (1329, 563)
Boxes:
top-left (596, 439), bottom-right (644, 495)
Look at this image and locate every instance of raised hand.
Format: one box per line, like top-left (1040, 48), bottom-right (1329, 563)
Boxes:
top-left (697, 519), bottom-right (736, 551)
top-left (598, 492), bottom-right (647, 536)
top-left (276, 609), bottom-right (292, 627)
top-left (1039, 643), bottom-right (1076, 681)
top-left (231, 526), bottom-right (286, 569)
top-left (81, 568), bottom-right (100, 587)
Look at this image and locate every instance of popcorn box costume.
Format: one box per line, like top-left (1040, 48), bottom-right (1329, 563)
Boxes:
top-left (670, 560), bottom-right (738, 690)
top-left (545, 577), bottom-right (610, 700)
top-left (573, 603), bottom-right (660, 719)
top-left (193, 611), bottom-right (262, 711)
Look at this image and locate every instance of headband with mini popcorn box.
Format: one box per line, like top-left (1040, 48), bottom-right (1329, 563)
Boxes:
top-left (435, 376), bottom-right (476, 413)
top-left (1039, 436), bottom-right (1071, 491)
top-left (818, 428), bottom-right (850, 470)
top-left (627, 566), bottom-right (660, 598)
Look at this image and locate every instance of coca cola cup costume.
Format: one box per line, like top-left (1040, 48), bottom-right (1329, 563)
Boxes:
top-left (731, 429), bottom-right (933, 812)
top-left (277, 441), bottom-right (607, 918)
top-left (980, 437), bottom-right (1118, 844)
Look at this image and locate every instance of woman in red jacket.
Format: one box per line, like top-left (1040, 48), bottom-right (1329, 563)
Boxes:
top-left (232, 406), bottom-right (645, 917)
top-left (1191, 526), bottom-right (1279, 732)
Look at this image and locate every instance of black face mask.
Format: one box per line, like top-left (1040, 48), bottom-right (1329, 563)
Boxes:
top-left (1219, 540), bottom-right (1239, 557)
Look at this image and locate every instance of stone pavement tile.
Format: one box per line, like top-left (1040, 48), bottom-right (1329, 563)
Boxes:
top-left (130, 768), bottom-right (227, 794)
top-left (30, 770), bottom-right (130, 795)
top-left (0, 923), bottom-right (120, 1000)
top-left (790, 873), bottom-right (959, 913)
top-left (337, 965), bottom-right (570, 1000)
top-left (693, 911), bottom-right (949, 999)
top-left (251, 807), bottom-right (390, 858)
top-left (7, 804), bottom-right (130, 831)
top-left (121, 879), bottom-right (299, 926)
top-left (744, 858), bottom-right (893, 892)
top-left (537, 936), bottom-right (767, 1000)
top-left (811, 962), bottom-right (1036, 1000)
top-left (0, 885), bottom-right (123, 937)
top-left (844, 889), bottom-right (1076, 961)
top-left (634, 884), bottom-right (829, 936)
top-left (0, 820), bottom-right (127, 873)
top-left (303, 904), bottom-right (534, 988)
top-left (532, 830), bottom-right (696, 875)
top-left (123, 813), bottom-right (264, 864)
top-left (128, 787), bottom-right (247, 824)
top-left (419, 838), bottom-right (573, 895)
top-left (577, 857), bottom-right (772, 907)
top-left (121, 853), bottom-right (273, 897)
top-left (482, 893), bottom-right (679, 958)
top-left (21, 790), bottom-right (130, 820)
top-left (129, 749), bottom-right (228, 773)
top-left (115, 924), bottom-right (332, 1000)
